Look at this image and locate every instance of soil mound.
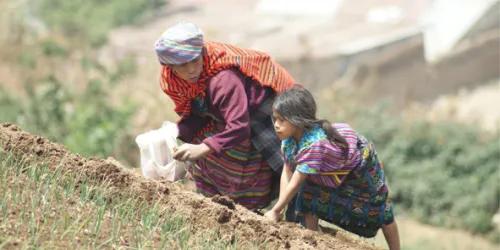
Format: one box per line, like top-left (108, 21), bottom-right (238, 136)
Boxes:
top-left (0, 123), bottom-right (379, 250)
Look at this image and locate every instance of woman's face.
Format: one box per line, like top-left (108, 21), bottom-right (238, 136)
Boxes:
top-left (272, 111), bottom-right (303, 141)
top-left (169, 55), bottom-right (203, 82)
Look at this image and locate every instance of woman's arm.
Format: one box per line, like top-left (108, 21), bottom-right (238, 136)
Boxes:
top-left (173, 70), bottom-right (250, 161)
top-left (173, 115), bottom-right (212, 161)
top-left (177, 115), bottom-right (208, 143)
top-left (202, 70), bottom-right (251, 153)
top-left (172, 142), bottom-right (212, 161)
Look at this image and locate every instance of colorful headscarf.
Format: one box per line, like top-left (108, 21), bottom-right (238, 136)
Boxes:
top-left (154, 22), bottom-right (204, 65)
top-left (159, 41), bottom-right (296, 117)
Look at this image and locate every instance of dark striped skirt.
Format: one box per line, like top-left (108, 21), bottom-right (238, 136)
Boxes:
top-left (190, 131), bottom-right (273, 210)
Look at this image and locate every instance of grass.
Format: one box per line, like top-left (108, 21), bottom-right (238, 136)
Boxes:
top-left (0, 150), bottom-right (241, 249)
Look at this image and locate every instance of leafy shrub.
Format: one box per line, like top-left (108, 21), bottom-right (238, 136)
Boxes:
top-left (0, 77), bottom-right (136, 162)
top-left (1, 0), bottom-right (151, 165)
top-left (384, 122), bottom-right (499, 236)
top-left (0, 86), bottom-right (23, 123)
top-left (34, 0), bottom-right (166, 47)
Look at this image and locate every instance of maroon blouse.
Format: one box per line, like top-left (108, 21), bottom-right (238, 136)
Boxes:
top-left (177, 69), bottom-right (270, 153)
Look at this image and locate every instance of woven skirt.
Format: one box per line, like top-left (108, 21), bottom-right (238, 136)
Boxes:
top-left (294, 141), bottom-right (395, 237)
top-left (189, 130), bottom-right (273, 210)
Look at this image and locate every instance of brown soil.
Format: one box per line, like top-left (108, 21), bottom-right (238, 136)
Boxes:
top-left (0, 123), bottom-right (379, 250)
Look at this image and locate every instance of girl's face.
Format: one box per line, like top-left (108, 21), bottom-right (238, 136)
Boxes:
top-left (169, 55), bottom-right (203, 82)
top-left (272, 111), bottom-right (303, 141)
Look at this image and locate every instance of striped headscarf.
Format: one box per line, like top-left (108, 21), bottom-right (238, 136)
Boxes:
top-left (154, 22), bottom-right (204, 65)
top-left (160, 41), bottom-right (295, 117)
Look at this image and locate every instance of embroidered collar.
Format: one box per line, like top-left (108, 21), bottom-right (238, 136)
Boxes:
top-left (282, 125), bottom-right (327, 162)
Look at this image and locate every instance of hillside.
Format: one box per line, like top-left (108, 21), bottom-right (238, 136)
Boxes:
top-left (0, 123), bottom-right (379, 249)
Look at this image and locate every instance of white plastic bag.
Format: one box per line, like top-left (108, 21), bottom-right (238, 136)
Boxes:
top-left (135, 121), bottom-right (189, 181)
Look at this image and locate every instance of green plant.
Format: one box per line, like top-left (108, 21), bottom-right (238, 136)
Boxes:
top-left (380, 121), bottom-right (499, 232)
top-left (0, 76), bottom-right (137, 162)
top-left (0, 150), bottom-right (240, 249)
top-left (0, 86), bottom-right (23, 123)
top-left (33, 0), bottom-right (166, 47)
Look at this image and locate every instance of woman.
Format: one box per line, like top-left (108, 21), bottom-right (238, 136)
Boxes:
top-left (154, 22), bottom-right (295, 209)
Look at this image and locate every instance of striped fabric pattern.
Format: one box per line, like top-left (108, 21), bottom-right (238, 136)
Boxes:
top-left (155, 38), bottom-right (203, 65)
top-left (283, 123), bottom-right (362, 188)
top-left (189, 130), bottom-right (273, 209)
top-left (154, 22), bottom-right (204, 65)
top-left (160, 41), bottom-right (295, 117)
top-left (249, 92), bottom-right (284, 172)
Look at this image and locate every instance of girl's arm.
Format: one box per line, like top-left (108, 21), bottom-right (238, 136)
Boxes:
top-left (265, 170), bottom-right (307, 222)
top-left (279, 163), bottom-right (293, 201)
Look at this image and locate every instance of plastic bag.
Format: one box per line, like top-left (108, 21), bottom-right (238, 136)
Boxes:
top-left (135, 121), bottom-right (189, 181)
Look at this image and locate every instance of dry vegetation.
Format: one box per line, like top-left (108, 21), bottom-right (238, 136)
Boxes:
top-left (0, 123), bottom-right (379, 249)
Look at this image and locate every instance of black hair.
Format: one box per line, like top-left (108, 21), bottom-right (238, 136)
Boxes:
top-left (272, 85), bottom-right (348, 157)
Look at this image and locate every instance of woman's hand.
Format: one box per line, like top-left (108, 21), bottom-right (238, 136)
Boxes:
top-left (173, 143), bottom-right (212, 161)
top-left (264, 209), bottom-right (281, 223)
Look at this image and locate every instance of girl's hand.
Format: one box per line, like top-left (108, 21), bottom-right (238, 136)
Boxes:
top-left (172, 143), bottom-right (212, 161)
top-left (264, 209), bottom-right (281, 223)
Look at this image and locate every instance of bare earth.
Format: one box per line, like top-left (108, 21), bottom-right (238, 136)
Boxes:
top-left (0, 123), bottom-right (379, 250)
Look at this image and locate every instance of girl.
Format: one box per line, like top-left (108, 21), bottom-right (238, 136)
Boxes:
top-left (154, 22), bottom-right (295, 209)
top-left (264, 86), bottom-right (400, 250)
